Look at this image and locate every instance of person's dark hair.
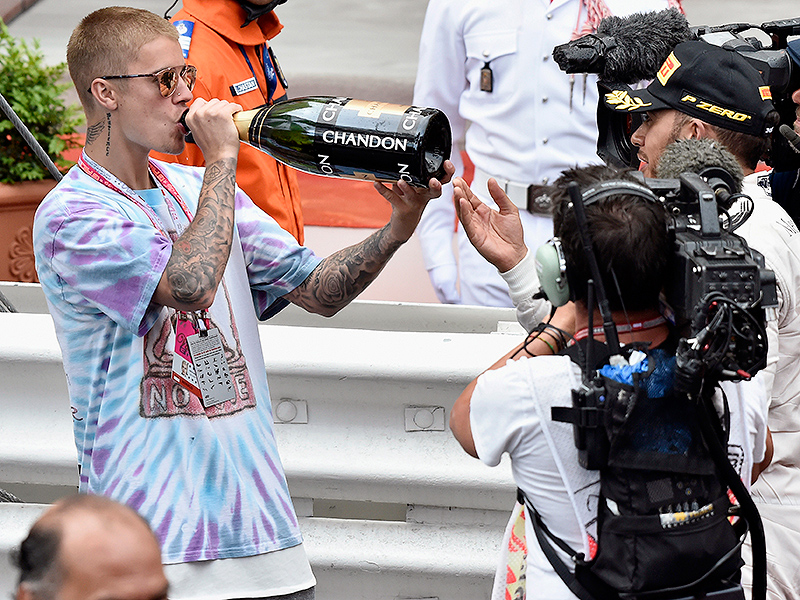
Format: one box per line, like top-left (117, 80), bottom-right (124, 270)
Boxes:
top-left (707, 110), bottom-right (780, 171)
top-left (551, 164), bottom-right (670, 312)
top-left (11, 525), bottom-right (62, 599)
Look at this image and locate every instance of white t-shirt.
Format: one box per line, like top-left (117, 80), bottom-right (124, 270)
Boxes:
top-left (734, 171), bottom-right (800, 600)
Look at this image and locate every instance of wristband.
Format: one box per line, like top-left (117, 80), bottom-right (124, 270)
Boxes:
top-left (499, 249), bottom-right (539, 305)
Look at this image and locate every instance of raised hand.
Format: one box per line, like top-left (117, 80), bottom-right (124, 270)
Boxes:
top-left (453, 176), bottom-right (527, 273)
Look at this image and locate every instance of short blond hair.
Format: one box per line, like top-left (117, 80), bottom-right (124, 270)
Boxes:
top-left (67, 6), bottom-right (179, 110)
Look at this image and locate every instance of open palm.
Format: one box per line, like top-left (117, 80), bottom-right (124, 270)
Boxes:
top-left (453, 177), bottom-right (528, 273)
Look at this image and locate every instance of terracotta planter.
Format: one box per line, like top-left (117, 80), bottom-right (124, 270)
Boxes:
top-left (0, 179), bottom-right (57, 283)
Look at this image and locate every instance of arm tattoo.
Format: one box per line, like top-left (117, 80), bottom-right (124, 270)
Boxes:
top-left (291, 224), bottom-right (403, 314)
top-left (164, 158), bottom-right (237, 305)
top-left (85, 119), bottom-right (105, 145)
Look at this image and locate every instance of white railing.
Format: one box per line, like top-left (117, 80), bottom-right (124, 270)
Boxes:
top-left (0, 280), bottom-right (522, 333)
top-left (0, 284), bottom-right (524, 600)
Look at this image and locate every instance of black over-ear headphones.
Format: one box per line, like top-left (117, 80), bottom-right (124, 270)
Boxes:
top-left (533, 180), bottom-right (660, 307)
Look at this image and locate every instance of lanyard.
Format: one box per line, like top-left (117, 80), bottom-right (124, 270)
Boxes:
top-left (573, 316), bottom-right (667, 342)
top-left (238, 43), bottom-right (278, 103)
top-left (78, 152), bottom-right (194, 237)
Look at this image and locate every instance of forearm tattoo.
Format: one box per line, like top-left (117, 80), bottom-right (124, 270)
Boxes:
top-left (292, 224), bottom-right (403, 313)
top-left (165, 158), bottom-right (237, 305)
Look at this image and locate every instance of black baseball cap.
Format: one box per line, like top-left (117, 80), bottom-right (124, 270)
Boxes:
top-left (788, 39), bottom-right (800, 69)
top-left (602, 40), bottom-right (775, 137)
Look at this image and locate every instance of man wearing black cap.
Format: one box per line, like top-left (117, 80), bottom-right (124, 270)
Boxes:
top-left (604, 40), bottom-right (777, 178)
top-left (605, 40), bottom-right (800, 600)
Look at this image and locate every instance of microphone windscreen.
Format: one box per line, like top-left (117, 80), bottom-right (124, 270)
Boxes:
top-left (656, 138), bottom-right (744, 193)
top-left (596, 8), bottom-right (693, 84)
top-left (779, 124), bottom-right (800, 155)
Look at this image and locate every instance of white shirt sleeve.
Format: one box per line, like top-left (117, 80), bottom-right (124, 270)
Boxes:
top-left (470, 359), bottom-right (541, 467)
top-left (412, 0), bottom-right (468, 272)
top-left (718, 375), bottom-right (769, 489)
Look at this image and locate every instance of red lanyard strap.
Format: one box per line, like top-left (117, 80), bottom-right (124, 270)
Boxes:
top-left (573, 316), bottom-right (667, 342)
top-left (77, 152), bottom-right (194, 235)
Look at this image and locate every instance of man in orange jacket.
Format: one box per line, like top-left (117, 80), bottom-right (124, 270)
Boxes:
top-left (151, 0), bottom-right (304, 243)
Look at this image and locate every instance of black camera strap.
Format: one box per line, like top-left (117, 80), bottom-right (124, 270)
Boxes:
top-left (695, 385), bottom-right (767, 600)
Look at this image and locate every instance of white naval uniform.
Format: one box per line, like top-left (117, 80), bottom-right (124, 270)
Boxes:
top-left (413, 0), bottom-right (676, 306)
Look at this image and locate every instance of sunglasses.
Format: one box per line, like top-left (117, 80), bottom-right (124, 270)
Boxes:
top-left (95, 64), bottom-right (197, 98)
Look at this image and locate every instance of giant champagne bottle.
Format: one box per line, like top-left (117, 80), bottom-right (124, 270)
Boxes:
top-left (185, 96), bottom-right (452, 187)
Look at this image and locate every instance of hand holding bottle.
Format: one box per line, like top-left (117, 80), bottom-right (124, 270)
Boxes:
top-left (155, 97), bottom-right (243, 312)
top-left (181, 98), bottom-right (242, 165)
top-left (373, 159), bottom-right (455, 244)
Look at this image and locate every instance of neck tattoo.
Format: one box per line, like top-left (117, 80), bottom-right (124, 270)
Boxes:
top-left (105, 112), bottom-right (112, 156)
top-left (86, 119), bottom-right (105, 145)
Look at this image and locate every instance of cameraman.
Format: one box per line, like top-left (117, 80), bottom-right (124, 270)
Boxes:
top-left (450, 164), bottom-right (770, 600)
top-left (606, 40), bottom-right (800, 599)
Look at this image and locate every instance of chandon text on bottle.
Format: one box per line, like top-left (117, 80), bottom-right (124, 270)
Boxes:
top-left (184, 96), bottom-right (451, 187)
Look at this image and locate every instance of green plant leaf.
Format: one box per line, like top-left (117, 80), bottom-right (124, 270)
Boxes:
top-left (0, 21), bottom-right (84, 183)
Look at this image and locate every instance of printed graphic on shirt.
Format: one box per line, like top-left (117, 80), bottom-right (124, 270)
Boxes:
top-left (141, 280), bottom-right (255, 419)
top-left (756, 172), bottom-right (773, 197)
top-left (778, 217), bottom-right (800, 237)
top-left (727, 443), bottom-right (745, 478)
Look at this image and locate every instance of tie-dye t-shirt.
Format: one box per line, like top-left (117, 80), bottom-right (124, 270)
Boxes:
top-left (32, 155), bottom-right (322, 564)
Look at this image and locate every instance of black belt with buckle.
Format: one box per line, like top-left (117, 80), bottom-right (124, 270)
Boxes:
top-left (525, 184), bottom-right (553, 215)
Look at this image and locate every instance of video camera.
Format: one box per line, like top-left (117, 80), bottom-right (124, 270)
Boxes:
top-left (644, 171), bottom-right (774, 382)
top-left (547, 163), bottom-right (774, 472)
top-left (695, 19), bottom-right (800, 95)
top-left (589, 17), bottom-right (800, 169)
